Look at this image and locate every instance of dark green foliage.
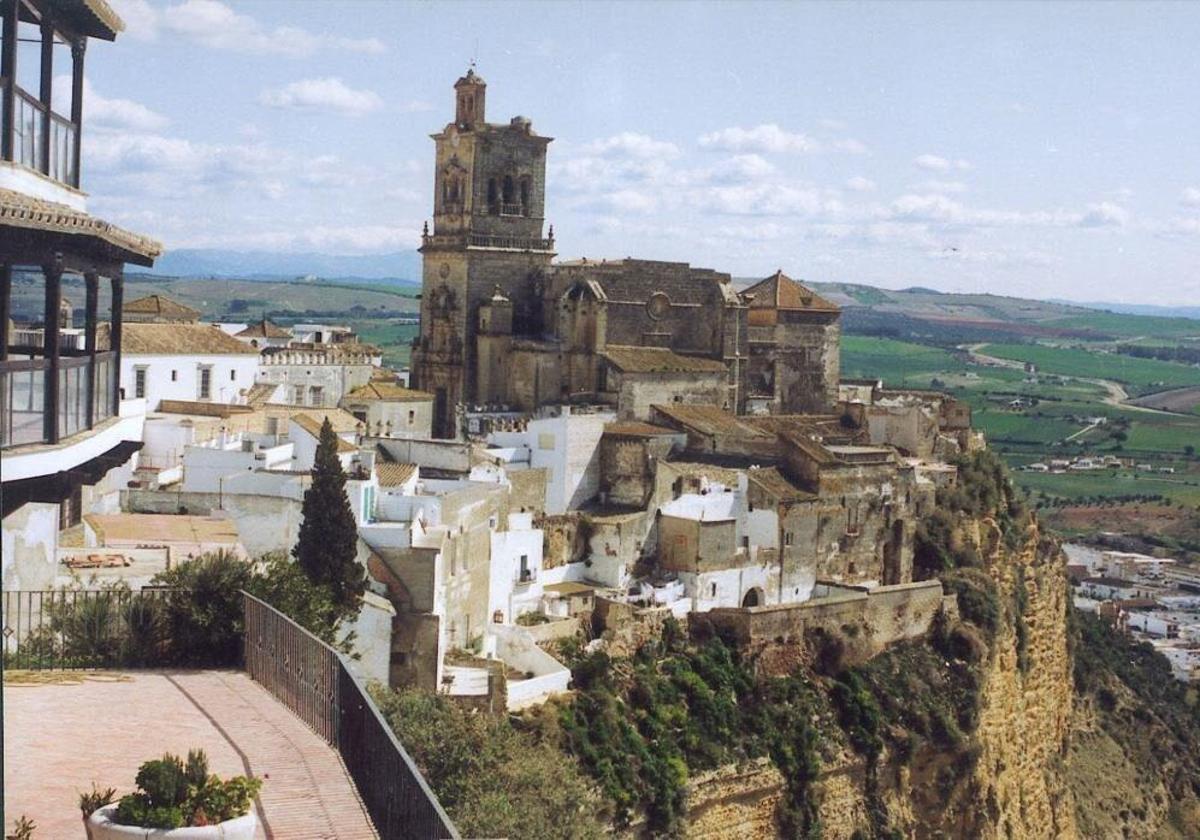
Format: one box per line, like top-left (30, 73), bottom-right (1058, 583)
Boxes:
top-left (5, 816), bottom-right (36, 840)
top-left (560, 628), bottom-right (824, 836)
top-left (294, 417), bottom-right (366, 615)
top-left (372, 687), bottom-right (605, 840)
top-left (1012, 565), bottom-right (1031, 673)
top-left (247, 551), bottom-right (348, 648)
top-left (830, 671), bottom-right (883, 759)
top-left (78, 784), bottom-right (117, 818)
top-left (153, 549), bottom-right (254, 666)
top-left (942, 568), bottom-right (1001, 640)
top-left (113, 750), bottom-right (260, 829)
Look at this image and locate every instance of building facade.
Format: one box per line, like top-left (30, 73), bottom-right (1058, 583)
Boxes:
top-left (410, 71), bottom-right (841, 437)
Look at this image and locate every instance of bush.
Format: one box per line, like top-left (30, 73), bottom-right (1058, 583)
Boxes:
top-left (152, 550), bottom-right (254, 666)
top-left (373, 687), bottom-right (605, 840)
top-left (113, 750), bottom-right (261, 829)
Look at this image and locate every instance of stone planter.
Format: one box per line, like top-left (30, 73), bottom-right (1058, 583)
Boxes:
top-left (86, 805), bottom-right (256, 840)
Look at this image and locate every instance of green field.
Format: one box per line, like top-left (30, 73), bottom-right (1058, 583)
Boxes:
top-left (1014, 469), bottom-right (1200, 507)
top-left (1045, 311), bottom-right (1200, 340)
top-left (355, 321), bottom-right (420, 367)
top-left (981, 343), bottom-right (1200, 394)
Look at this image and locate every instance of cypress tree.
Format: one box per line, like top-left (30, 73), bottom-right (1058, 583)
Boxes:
top-left (294, 417), bottom-right (366, 616)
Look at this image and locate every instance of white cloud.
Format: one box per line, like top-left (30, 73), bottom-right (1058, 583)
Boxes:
top-left (913, 179), bottom-right (968, 194)
top-left (698, 124), bottom-right (819, 154)
top-left (580, 132), bottom-right (680, 160)
top-left (707, 154), bottom-right (776, 183)
top-left (914, 154), bottom-right (972, 172)
top-left (1078, 201), bottom-right (1129, 228)
top-left (832, 138), bottom-right (869, 154)
top-left (260, 78), bottom-right (383, 116)
top-left (1181, 187), bottom-right (1200, 207)
top-left (845, 176), bottom-right (877, 193)
top-left (54, 77), bottom-right (169, 132)
top-left (114, 0), bottom-right (384, 56)
top-left (700, 184), bottom-right (842, 217)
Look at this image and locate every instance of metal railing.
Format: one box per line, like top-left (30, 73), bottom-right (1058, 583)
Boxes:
top-left (242, 593), bottom-right (459, 839)
top-left (1, 589), bottom-right (171, 669)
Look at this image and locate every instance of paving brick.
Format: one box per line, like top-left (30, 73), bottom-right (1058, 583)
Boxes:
top-left (3, 670), bottom-right (377, 839)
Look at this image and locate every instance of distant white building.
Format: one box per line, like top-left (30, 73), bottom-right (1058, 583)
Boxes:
top-left (341, 382), bottom-right (435, 440)
top-left (234, 319), bottom-right (292, 349)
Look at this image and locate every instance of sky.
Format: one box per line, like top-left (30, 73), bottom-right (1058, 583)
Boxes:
top-left (69, 0), bottom-right (1200, 304)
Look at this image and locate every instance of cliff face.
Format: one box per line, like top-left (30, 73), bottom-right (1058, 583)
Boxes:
top-left (685, 515), bottom-right (1079, 839)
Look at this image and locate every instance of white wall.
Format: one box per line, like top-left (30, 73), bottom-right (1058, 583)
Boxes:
top-left (488, 518), bottom-right (545, 624)
top-left (123, 353), bottom-right (260, 410)
top-left (488, 408), bottom-right (613, 514)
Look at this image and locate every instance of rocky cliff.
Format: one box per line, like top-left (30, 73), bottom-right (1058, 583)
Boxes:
top-left (684, 515), bottom-right (1078, 839)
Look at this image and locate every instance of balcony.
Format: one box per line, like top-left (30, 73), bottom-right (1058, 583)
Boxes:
top-left (498, 202), bottom-right (525, 217)
top-left (6, 83), bottom-right (79, 190)
top-left (1, 351), bottom-right (117, 448)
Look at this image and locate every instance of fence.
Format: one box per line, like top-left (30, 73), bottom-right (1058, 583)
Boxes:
top-left (242, 593), bottom-right (459, 840)
top-left (1, 588), bottom-right (170, 669)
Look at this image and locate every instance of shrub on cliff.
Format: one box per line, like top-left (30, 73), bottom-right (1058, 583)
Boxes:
top-left (372, 687), bottom-right (605, 840)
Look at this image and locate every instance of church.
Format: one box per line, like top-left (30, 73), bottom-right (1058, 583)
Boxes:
top-left (410, 70), bottom-right (841, 438)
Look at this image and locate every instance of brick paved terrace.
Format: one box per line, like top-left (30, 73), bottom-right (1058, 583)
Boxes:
top-left (3, 669), bottom-right (378, 839)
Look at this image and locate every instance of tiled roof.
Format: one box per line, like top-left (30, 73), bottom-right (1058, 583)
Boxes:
top-left (747, 467), bottom-right (817, 502)
top-left (0, 188), bottom-right (160, 264)
top-left (741, 271), bottom-right (839, 312)
top-left (236, 319), bottom-right (290, 338)
top-left (652, 403), bottom-right (772, 439)
top-left (242, 383), bottom-right (277, 408)
top-left (603, 346), bottom-right (727, 374)
top-left (157, 400), bottom-right (255, 418)
top-left (343, 382), bottom-right (434, 402)
top-left (291, 414), bottom-right (358, 453)
top-left (603, 421), bottom-right (679, 438)
top-left (290, 407), bottom-right (362, 434)
top-left (123, 323), bottom-right (260, 355)
top-left (123, 294), bottom-right (200, 320)
top-left (375, 463), bottom-right (418, 487)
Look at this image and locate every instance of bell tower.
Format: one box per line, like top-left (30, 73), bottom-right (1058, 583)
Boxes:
top-left (454, 68), bottom-right (486, 128)
top-left (410, 70), bottom-right (556, 438)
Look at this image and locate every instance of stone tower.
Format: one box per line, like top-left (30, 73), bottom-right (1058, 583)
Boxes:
top-left (410, 69), bottom-right (556, 437)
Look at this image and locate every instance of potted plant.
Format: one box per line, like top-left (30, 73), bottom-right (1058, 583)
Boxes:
top-left (85, 750), bottom-right (261, 839)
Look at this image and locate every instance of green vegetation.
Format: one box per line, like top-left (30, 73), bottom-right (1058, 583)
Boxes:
top-left (981, 343), bottom-right (1200, 394)
top-left (113, 749), bottom-right (260, 830)
top-left (372, 686), bottom-right (606, 840)
top-left (294, 418), bottom-right (366, 615)
top-left (558, 622), bottom-right (825, 836)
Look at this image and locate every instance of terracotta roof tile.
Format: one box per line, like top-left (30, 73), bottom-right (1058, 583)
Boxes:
top-left (235, 319), bottom-right (290, 338)
top-left (0, 189), bottom-right (159, 264)
top-left (603, 346), bottom-right (727, 374)
top-left (375, 463), bottom-right (418, 487)
top-left (123, 323), bottom-right (260, 355)
top-left (123, 294), bottom-right (200, 320)
top-left (741, 271), bottom-right (839, 312)
top-left (603, 421), bottom-right (680, 438)
top-left (652, 404), bottom-right (772, 439)
top-left (343, 382), bottom-right (434, 402)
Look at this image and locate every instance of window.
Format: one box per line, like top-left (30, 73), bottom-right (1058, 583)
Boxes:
top-left (170, 370), bottom-right (177, 382)
top-left (408, 409), bottom-right (415, 424)
top-left (134, 367), bottom-right (147, 399)
top-left (309, 386), bottom-right (324, 406)
top-left (784, 531), bottom-right (794, 546)
top-left (230, 369), bottom-right (236, 381)
top-left (710, 582), bottom-right (717, 598)
top-left (293, 385), bottom-right (305, 405)
top-left (198, 367), bottom-right (212, 400)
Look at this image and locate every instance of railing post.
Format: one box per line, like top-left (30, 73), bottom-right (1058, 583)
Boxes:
top-left (38, 11), bottom-right (52, 176)
top-left (70, 37), bottom-right (84, 188)
top-left (42, 254), bottom-right (63, 443)
top-left (84, 271), bottom-right (97, 428)
top-left (109, 270), bottom-right (123, 416)
top-left (0, 0), bottom-right (16, 163)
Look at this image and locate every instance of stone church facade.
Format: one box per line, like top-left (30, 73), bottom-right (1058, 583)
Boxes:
top-left (410, 71), bottom-right (840, 437)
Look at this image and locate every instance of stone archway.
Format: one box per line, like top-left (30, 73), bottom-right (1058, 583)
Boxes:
top-left (742, 587), bottom-right (764, 608)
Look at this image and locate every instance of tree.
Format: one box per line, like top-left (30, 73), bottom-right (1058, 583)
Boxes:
top-left (294, 417), bottom-right (365, 617)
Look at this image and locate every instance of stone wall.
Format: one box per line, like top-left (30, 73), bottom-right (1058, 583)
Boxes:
top-left (122, 489), bottom-right (302, 556)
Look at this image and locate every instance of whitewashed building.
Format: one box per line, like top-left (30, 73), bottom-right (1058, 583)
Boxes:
top-left (121, 323), bottom-right (260, 410)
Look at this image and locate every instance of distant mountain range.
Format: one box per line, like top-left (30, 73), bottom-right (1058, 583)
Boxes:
top-left (148, 249), bottom-right (422, 285)
top-left (139, 249), bottom-right (1196, 321)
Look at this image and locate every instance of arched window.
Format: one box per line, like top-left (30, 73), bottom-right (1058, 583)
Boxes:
top-left (487, 178), bottom-right (498, 213)
top-left (502, 175), bottom-right (515, 203)
top-left (520, 177), bottom-right (531, 215)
